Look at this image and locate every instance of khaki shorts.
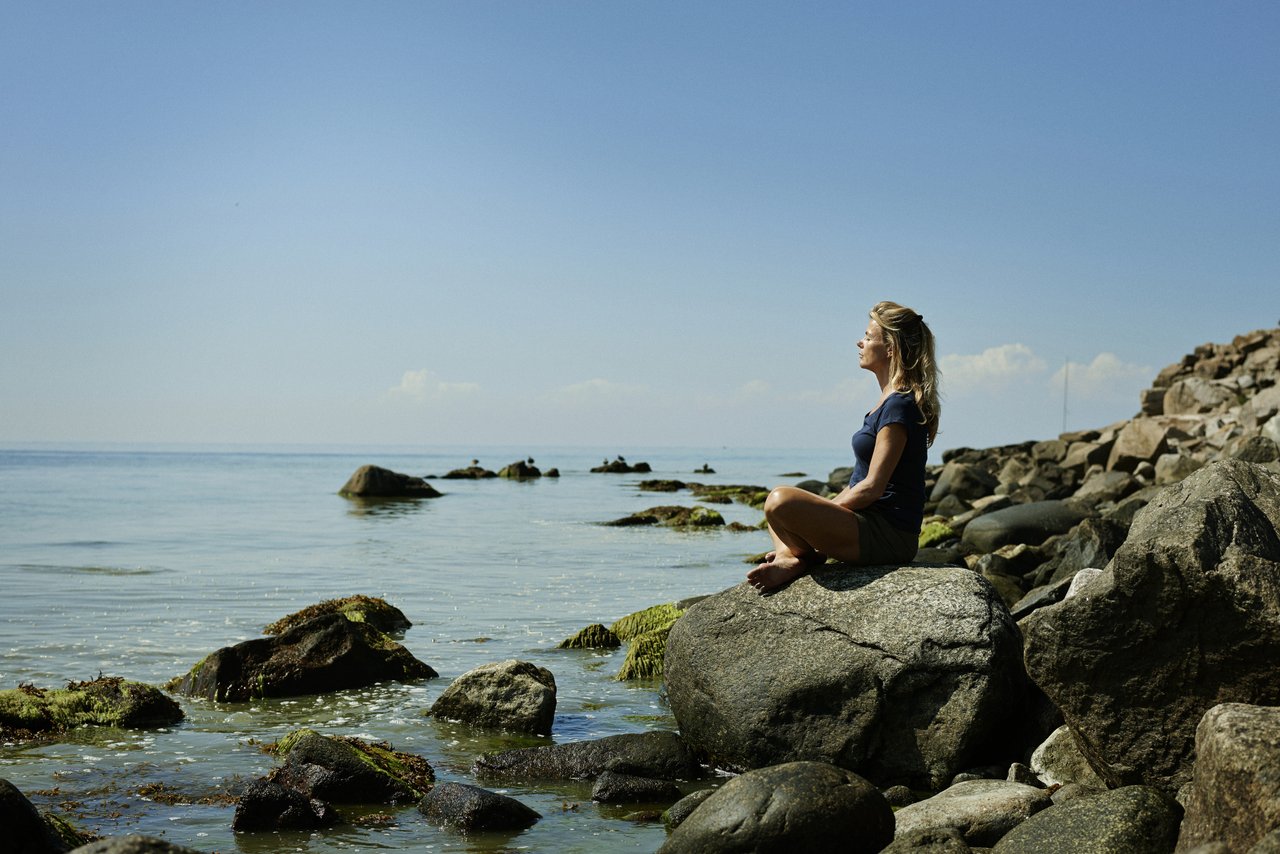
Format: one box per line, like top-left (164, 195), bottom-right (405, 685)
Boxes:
top-left (855, 509), bottom-right (919, 565)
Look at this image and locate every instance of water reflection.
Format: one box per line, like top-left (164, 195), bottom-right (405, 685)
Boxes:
top-left (343, 496), bottom-right (438, 518)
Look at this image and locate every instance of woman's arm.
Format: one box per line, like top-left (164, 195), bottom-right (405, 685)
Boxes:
top-left (832, 423), bottom-right (908, 511)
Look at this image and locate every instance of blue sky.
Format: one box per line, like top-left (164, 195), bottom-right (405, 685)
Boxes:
top-left (2, 2), bottom-right (1276, 456)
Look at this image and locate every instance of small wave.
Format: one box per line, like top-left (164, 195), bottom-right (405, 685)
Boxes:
top-left (11, 564), bottom-right (169, 576)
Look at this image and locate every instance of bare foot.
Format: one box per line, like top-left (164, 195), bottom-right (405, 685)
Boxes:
top-left (747, 553), bottom-right (807, 593)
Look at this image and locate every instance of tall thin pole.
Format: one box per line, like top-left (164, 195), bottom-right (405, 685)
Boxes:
top-left (1062, 357), bottom-right (1069, 434)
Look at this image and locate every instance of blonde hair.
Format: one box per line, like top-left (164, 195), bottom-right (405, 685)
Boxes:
top-left (869, 300), bottom-right (941, 446)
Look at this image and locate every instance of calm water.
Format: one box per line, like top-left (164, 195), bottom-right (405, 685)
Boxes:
top-left (0, 444), bottom-right (839, 853)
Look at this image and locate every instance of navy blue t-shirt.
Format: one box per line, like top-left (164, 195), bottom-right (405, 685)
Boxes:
top-left (848, 391), bottom-right (928, 533)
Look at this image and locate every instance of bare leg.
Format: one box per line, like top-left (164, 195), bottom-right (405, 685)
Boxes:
top-left (746, 486), bottom-right (861, 593)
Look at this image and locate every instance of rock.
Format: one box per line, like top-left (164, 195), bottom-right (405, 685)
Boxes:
top-left (263, 595), bottom-right (412, 636)
top-left (931, 461), bottom-right (999, 503)
top-left (919, 521), bottom-right (957, 548)
top-left (827, 466), bottom-right (855, 491)
top-left (664, 565), bottom-right (1025, 789)
top-left (794, 478), bottom-right (827, 495)
top-left (417, 782), bottom-right (540, 833)
top-left (0, 776), bottom-right (70, 854)
top-left (232, 778), bottom-right (339, 831)
top-left (591, 769), bottom-right (681, 803)
top-left (1234, 435), bottom-right (1280, 463)
top-left (0, 677), bottom-right (183, 740)
top-left (272, 728), bottom-right (434, 803)
top-left (657, 761), bottom-right (893, 854)
top-left (1022, 460), bottom-right (1280, 792)
top-left (893, 779), bottom-right (1052, 847)
top-left (1106, 419), bottom-right (1181, 472)
top-left (1073, 470), bottom-right (1138, 504)
top-left (169, 612), bottom-right (437, 702)
top-left (689, 483), bottom-right (770, 507)
top-left (1006, 763), bottom-right (1042, 787)
top-left (442, 464), bottom-right (496, 479)
top-left (1155, 452), bottom-right (1204, 485)
top-left (1251, 830), bottom-right (1280, 854)
top-left (429, 659), bottom-right (556, 735)
top-left (883, 784), bottom-right (920, 807)
top-left (1027, 517), bottom-right (1127, 588)
top-left (662, 788), bottom-right (716, 830)
top-left (881, 826), bottom-right (974, 852)
top-left (497, 460), bottom-right (541, 479)
top-left (591, 458), bottom-right (652, 473)
top-left (992, 785), bottom-right (1182, 853)
top-left (473, 731), bottom-right (700, 783)
top-left (603, 505), bottom-right (725, 528)
top-left (557, 623), bottom-right (620, 649)
top-left (1028, 726), bottom-right (1106, 789)
top-left (610, 602), bottom-right (686, 680)
top-left (1177, 703), bottom-right (1280, 852)
top-left (961, 501), bottom-right (1090, 553)
top-left (338, 465), bottom-right (441, 498)
top-left (638, 479), bottom-right (687, 492)
top-left (1009, 574), bottom-right (1077, 621)
top-left (67, 837), bottom-right (206, 854)
top-left (1163, 377), bottom-right (1236, 416)
top-left (1064, 568), bottom-right (1104, 599)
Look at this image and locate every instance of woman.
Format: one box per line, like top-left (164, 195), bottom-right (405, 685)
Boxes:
top-left (747, 301), bottom-right (940, 593)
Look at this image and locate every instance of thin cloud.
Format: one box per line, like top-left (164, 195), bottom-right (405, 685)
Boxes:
top-left (941, 344), bottom-right (1048, 391)
top-left (555, 378), bottom-right (650, 400)
top-left (387, 369), bottom-right (480, 402)
top-left (1050, 353), bottom-right (1151, 400)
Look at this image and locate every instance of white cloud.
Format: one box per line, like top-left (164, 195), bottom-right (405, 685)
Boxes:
top-left (1049, 353), bottom-right (1151, 400)
top-left (387, 369), bottom-right (480, 402)
top-left (940, 344), bottom-right (1048, 391)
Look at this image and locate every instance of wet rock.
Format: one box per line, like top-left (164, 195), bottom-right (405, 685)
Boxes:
top-left (557, 623), bottom-right (620, 649)
top-left (1023, 460), bottom-right (1280, 792)
top-left (0, 776), bottom-right (71, 854)
top-left (657, 761), bottom-right (893, 854)
top-left (992, 785), bottom-right (1182, 853)
top-left (442, 464), bottom-right (496, 479)
top-left (665, 565), bottom-right (1025, 789)
top-left (0, 677), bottom-right (183, 741)
top-left (497, 460), bottom-right (541, 479)
top-left (473, 731), bottom-right (700, 783)
top-left (264, 595), bottom-right (412, 636)
top-left (338, 465), bottom-right (441, 498)
top-left (429, 659), bottom-right (556, 736)
top-left (68, 836), bottom-right (206, 854)
top-left (638, 479), bottom-right (687, 492)
top-left (591, 769), bottom-right (681, 803)
top-left (591, 457), bottom-right (651, 473)
top-left (1177, 703), bottom-right (1280, 852)
top-left (894, 779), bottom-right (1052, 847)
top-left (417, 782), bottom-right (540, 833)
top-left (232, 778), bottom-right (339, 831)
top-left (272, 728), bottom-right (434, 803)
top-left (603, 505), bottom-right (725, 528)
top-left (169, 612), bottom-right (437, 702)
top-left (662, 787), bottom-right (715, 830)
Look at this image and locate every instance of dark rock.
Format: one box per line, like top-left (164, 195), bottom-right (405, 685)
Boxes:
top-left (429, 659), bottom-right (556, 735)
top-left (417, 781), bottom-right (540, 833)
top-left (961, 500), bottom-right (1090, 553)
top-left (263, 594), bottom-right (411, 636)
top-left (1234, 435), bottom-right (1280, 463)
top-left (1029, 517), bottom-right (1128, 589)
top-left (931, 461), bottom-right (1000, 503)
top-left (591, 458), bottom-right (651, 473)
top-left (662, 787), bottom-right (716, 830)
top-left (169, 613), bottom-right (437, 702)
top-left (232, 778), bottom-right (339, 831)
top-left (794, 478), bottom-right (827, 495)
top-left (1177, 703), bottom-right (1280, 852)
top-left (67, 836), bottom-right (205, 854)
top-left (664, 565), bottom-right (1025, 789)
top-left (827, 465), bottom-right (854, 491)
top-left (442, 464), bottom-right (496, 479)
top-left (881, 826), bottom-right (974, 852)
top-left (557, 623), bottom-right (620, 649)
top-left (272, 728), bottom-right (433, 803)
top-left (497, 460), bottom-right (541, 479)
top-left (883, 784), bottom-right (920, 807)
top-left (473, 731), bottom-right (700, 783)
top-left (657, 761), bottom-right (893, 854)
top-left (638, 479), bottom-right (687, 492)
top-left (338, 465), bottom-right (441, 498)
top-left (991, 785), bottom-right (1182, 853)
top-left (1023, 461), bottom-right (1280, 792)
top-left (590, 769), bottom-right (681, 803)
top-left (894, 779), bottom-right (1052, 847)
top-left (603, 505), bottom-right (725, 528)
top-left (0, 776), bottom-right (69, 854)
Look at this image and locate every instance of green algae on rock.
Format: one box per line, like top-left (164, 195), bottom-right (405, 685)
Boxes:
top-left (611, 603), bottom-right (687, 681)
top-left (272, 728), bottom-right (435, 803)
top-left (918, 521), bottom-right (956, 549)
top-left (689, 483), bottom-right (770, 508)
top-left (557, 623), bottom-right (621, 649)
top-left (264, 595), bottom-right (412, 636)
top-left (0, 677), bottom-right (183, 741)
top-left (603, 505), bottom-right (725, 528)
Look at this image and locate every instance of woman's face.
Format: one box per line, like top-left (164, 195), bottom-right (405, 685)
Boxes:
top-left (858, 320), bottom-right (889, 372)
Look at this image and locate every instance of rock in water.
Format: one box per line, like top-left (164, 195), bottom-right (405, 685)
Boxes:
top-left (1023, 460), bottom-right (1280, 792)
top-left (429, 659), bottom-right (556, 736)
top-left (338, 465), bottom-right (441, 498)
top-left (170, 613), bottom-right (437, 702)
top-left (418, 782), bottom-right (540, 833)
top-left (657, 761), bottom-right (893, 854)
top-left (664, 565), bottom-right (1025, 789)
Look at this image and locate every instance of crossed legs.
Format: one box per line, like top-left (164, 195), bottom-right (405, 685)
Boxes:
top-left (746, 486), bottom-right (862, 593)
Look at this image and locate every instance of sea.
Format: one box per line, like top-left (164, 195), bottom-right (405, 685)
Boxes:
top-left (0, 443), bottom-right (844, 853)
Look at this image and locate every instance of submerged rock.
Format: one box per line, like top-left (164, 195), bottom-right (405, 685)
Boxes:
top-left (418, 781), bottom-right (540, 833)
top-left (338, 465), bottom-right (441, 498)
top-left (665, 565), bottom-right (1025, 789)
top-left (591, 769), bottom-right (681, 803)
top-left (429, 660), bottom-right (556, 736)
top-left (612, 602), bottom-right (686, 680)
top-left (271, 728), bottom-right (434, 804)
top-left (1, 777), bottom-right (76, 854)
top-left (603, 505), bottom-right (724, 528)
top-left (0, 677), bottom-right (183, 741)
top-left (473, 731), bottom-right (700, 783)
top-left (442, 464), bottom-right (497, 479)
top-left (169, 613), bottom-right (437, 702)
top-left (497, 460), bottom-right (541, 479)
top-left (264, 595), bottom-right (412, 636)
top-left (232, 778), bottom-right (339, 832)
top-left (67, 836), bottom-right (206, 853)
top-left (658, 761), bottom-right (893, 854)
top-left (591, 457), bottom-right (652, 473)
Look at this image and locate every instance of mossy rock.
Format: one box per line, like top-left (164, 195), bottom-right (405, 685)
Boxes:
top-left (611, 603), bottom-right (684, 642)
top-left (638, 479), bottom-right (687, 492)
top-left (43, 812), bottom-right (93, 849)
top-left (274, 728), bottom-right (435, 803)
top-left (603, 505), bottom-right (725, 528)
top-left (264, 595), bottom-right (412, 636)
top-left (558, 624), bottom-right (621, 649)
top-left (498, 461), bottom-right (541, 479)
top-left (918, 521), bottom-right (957, 549)
top-left (616, 627), bottom-right (673, 681)
top-left (689, 484), bottom-right (770, 508)
top-left (0, 677), bottom-right (183, 740)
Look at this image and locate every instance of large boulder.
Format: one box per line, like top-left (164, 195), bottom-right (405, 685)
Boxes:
top-left (263, 595), bottom-right (412, 636)
top-left (664, 565), bottom-right (1025, 789)
top-left (271, 728), bottom-right (434, 804)
top-left (961, 501), bottom-right (1090, 553)
top-left (657, 761), bottom-right (893, 854)
top-left (231, 778), bottom-right (339, 831)
top-left (1023, 460), bottom-right (1280, 792)
top-left (429, 659), bottom-right (556, 735)
top-left (992, 785), bottom-right (1182, 853)
top-left (418, 782), bottom-right (540, 833)
top-left (66, 837), bottom-right (205, 853)
top-left (1177, 703), bottom-right (1280, 852)
top-left (0, 777), bottom-right (70, 854)
top-left (338, 465), bottom-right (440, 498)
top-left (169, 613), bottom-right (437, 702)
top-left (472, 731), bottom-right (701, 783)
top-left (893, 779), bottom-right (1051, 848)
top-left (0, 677), bottom-right (183, 741)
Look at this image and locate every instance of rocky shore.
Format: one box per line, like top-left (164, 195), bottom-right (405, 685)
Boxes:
top-left (3, 327), bottom-right (1279, 852)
